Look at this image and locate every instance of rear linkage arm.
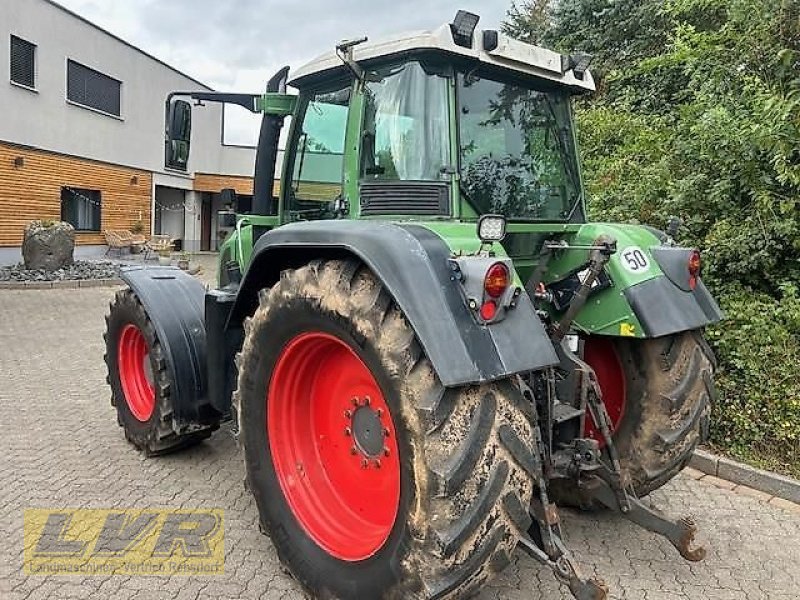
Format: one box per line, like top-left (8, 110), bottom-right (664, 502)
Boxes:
top-left (516, 236), bottom-right (705, 600)
top-left (560, 347), bottom-right (706, 563)
top-left (514, 376), bottom-right (609, 600)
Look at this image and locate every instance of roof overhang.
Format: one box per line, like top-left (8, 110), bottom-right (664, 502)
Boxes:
top-left (289, 23), bottom-right (595, 93)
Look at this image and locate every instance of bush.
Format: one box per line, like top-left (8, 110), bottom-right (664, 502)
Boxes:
top-left (707, 284), bottom-right (800, 476)
top-left (506, 0), bottom-right (800, 475)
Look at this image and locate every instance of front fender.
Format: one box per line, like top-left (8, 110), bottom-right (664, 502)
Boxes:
top-left (119, 266), bottom-right (209, 427)
top-left (231, 220), bottom-right (558, 387)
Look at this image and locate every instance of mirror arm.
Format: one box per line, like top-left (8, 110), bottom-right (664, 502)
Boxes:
top-left (166, 91), bottom-right (262, 114)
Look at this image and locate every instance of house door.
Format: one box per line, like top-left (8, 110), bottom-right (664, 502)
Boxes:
top-left (201, 194), bottom-right (212, 251)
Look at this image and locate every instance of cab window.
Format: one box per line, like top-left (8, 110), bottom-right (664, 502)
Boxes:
top-left (286, 85), bottom-right (350, 221)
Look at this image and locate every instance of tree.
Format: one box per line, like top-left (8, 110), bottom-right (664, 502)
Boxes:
top-left (505, 0), bottom-right (800, 475)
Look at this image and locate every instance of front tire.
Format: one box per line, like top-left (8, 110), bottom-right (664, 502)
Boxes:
top-left (235, 260), bottom-right (537, 599)
top-left (104, 289), bottom-right (215, 455)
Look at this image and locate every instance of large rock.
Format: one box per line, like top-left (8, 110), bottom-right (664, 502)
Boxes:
top-left (22, 221), bottom-right (75, 271)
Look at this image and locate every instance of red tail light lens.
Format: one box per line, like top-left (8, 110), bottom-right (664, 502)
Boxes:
top-left (480, 300), bottom-right (497, 321)
top-left (484, 263), bottom-right (510, 298)
top-left (688, 250), bottom-right (701, 290)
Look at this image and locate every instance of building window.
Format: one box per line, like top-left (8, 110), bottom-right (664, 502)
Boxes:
top-left (10, 35), bottom-right (36, 89)
top-left (66, 60), bottom-right (121, 117)
top-left (61, 187), bottom-right (101, 231)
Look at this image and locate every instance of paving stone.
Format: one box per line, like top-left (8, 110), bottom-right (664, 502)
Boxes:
top-left (769, 497), bottom-right (800, 515)
top-left (1, 284), bottom-right (799, 599)
top-left (683, 467), bottom-right (705, 480)
top-left (733, 485), bottom-right (772, 503)
top-left (700, 475), bottom-right (737, 491)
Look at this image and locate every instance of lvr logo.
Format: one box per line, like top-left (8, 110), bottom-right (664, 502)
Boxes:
top-left (24, 509), bottom-right (224, 575)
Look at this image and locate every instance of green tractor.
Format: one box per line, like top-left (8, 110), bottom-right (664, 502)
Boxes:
top-left (104, 11), bottom-right (721, 600)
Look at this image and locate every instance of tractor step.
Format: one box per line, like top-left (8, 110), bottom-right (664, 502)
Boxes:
top-left (552, 401), bottom-right (584, 424)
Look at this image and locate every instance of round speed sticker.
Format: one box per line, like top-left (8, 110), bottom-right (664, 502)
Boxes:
top-left (619, 246), bottom-right (651, 273)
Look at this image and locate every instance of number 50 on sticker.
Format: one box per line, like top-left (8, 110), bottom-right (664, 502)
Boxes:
top-left (619, 246), bottom-right (651, 274)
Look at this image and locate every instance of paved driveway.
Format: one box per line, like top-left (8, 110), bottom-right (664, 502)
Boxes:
top-left (1, 286), bottom-right (799, 600)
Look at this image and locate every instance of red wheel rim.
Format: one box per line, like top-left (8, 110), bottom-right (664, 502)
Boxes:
top-left (268, 332), bottom-right (401, 562)
top-left (117, 324), bottom-right (155, 422)
top-left (582, 337), bottom-right (627, 448)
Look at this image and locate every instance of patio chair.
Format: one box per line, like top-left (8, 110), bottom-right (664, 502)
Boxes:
top-left (104, 230), bottom-right (131, 256)
top-left (129, 233), bottom-right (146, 254)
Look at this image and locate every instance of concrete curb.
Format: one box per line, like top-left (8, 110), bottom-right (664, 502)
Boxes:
top-left (0, 278), bottom-right (123, 290)
top-left (690, 449), bottom-right (800, 504)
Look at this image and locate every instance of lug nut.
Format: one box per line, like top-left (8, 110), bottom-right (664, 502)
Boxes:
top-left (383, 447), bottom-right (390, 457)
top-left (350, 446), bottom-right (358, 455)
top-left (344, 427), bottom-right (352, 437)
top-left (344, 409), bottom-right (352, 418)
top-left (376, 408), bottom-right (383, 417)
top-left (351, 397), bottom-right (359, 406)
top-left (374, 459), bottom-right (381, 469)
top-left (364, 396), bottom-right (371, 406)
top-left (361, 458), bottom-right (369, 469)
top-left (383, 428), bottom-right (391, 438)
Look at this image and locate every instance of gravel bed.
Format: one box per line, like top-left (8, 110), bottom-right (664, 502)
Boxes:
top-left (0, 260), bottom-right (123, 282)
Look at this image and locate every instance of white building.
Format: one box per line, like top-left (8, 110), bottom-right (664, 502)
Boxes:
top-left (0, 0), bottom-right (259, 255)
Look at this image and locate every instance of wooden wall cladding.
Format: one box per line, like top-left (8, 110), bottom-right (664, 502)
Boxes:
top-left (193, 173), bottom-right (340, 201)
top-left (193, 173), bottom-right (255, 195)
top-left (0, 142), bottom-right (152, 246)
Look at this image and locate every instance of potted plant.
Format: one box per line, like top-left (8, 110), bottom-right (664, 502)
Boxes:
top-left (177, 251), bottom-right (190, 271)
top-left (129, 221), bottom-right (145, 253)
top-left (157, 247), bottom-right (172, 266)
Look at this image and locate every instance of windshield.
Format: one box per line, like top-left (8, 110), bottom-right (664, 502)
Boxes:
top-left (457, 73), bottom-right (582, 221)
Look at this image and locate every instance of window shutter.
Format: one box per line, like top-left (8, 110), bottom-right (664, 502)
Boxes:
top-left (10, 35), bottom-right (36, 88)
top-left (67, 60), bottom-right (121, 117)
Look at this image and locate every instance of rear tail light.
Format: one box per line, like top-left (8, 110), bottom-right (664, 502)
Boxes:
top-left (479, 300), bottom-right (497, 321)
top-left (688, 249), bottom-right (701, 290)
top-left (484, 263), bottom-right (509, 299)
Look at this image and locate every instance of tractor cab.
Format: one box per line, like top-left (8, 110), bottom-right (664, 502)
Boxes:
top-left (280, 13), bottom-right (595, 228)
top-left (165, 11), bottom-right (596, 269)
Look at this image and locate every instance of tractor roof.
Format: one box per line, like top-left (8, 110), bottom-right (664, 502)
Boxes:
top-left (289, 22), bottom-right (595, 93)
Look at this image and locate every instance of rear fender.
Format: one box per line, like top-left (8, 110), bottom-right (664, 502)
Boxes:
top-left (542, 223), bottom-right (722, 337)
top-left (229, 220), bottom-right (558, 387)
top-left (119, 266), bottom-right (212, 428)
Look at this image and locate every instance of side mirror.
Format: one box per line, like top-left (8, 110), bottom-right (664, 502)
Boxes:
top-left (220, 188), bottom-right (239, 212)
top-left (165, 99), bottom-right (192, 170)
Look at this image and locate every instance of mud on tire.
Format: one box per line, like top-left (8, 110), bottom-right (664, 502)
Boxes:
top-left (612, 330), bottom-right (717, 496)
top-left (104, 289), bottom-right (215, 455)
top-left (234, 259), bottom-right (537, 599)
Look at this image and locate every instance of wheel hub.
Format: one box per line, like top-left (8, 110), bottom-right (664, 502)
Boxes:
top-left (349, 400), bottom-right (387, 459)
top-left (582, 336), bottom-right (627, 448)
top-left (117, 323), bottom-right (155, 422)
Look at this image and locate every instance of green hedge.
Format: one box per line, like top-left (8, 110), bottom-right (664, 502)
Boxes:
top-left (706, 284), bottom-right (800, 477)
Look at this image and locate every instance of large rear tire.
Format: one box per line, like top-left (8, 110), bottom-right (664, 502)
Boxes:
top-left (235, 260), bottom-right (537, 599)
top-left (583, 330), bottom-right (716, 496)
top-left (104, 289), bottom-right (215, 455)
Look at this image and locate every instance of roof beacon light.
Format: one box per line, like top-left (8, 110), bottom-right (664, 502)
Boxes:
top-left (450, 10), bottom-right (480, 48)
top-left (477, 214), bottom-right (507, 243)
